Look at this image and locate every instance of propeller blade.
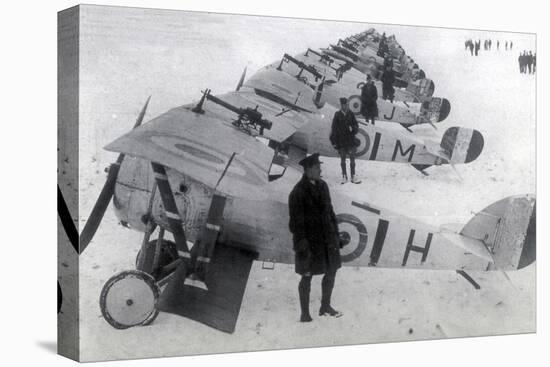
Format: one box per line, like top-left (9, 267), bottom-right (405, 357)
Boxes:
top-left (115, 95), bottom-right (151, 166)
top-left (236, 67), bottom-right (247, 91)
top-left (79, 164), bottom-right (120, 252)
top-left (133, 95), bottom-right (151, 129)
top-left (79, 96), bottom-right (151, 252)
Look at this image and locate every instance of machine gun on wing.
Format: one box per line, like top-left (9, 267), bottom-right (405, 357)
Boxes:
top-left (193, 88), bottom-right (273, 135)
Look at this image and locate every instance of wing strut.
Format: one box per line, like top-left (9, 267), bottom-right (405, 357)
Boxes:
top-left (150, 163), bottom-right (191, 261)
top-left (188, 152), bottom-right (237, 290)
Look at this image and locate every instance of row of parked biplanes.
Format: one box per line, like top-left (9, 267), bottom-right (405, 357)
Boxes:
top-left (67, 28), bottom-right (535, 333)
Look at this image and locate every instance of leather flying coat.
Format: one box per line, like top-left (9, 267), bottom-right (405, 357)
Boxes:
top-left (330, 109), bottom-right (359, 149)
top-left (288, 176), bottom-right (342, 275)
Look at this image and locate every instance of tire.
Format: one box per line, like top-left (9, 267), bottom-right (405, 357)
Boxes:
top-left (100, 270), bottom-right (160, 329)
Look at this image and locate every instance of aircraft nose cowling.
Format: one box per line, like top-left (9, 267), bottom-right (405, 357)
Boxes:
top-left (438, 98), bottom-right (451, 122)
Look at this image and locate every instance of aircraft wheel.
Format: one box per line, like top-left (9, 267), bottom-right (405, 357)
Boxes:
top-left (100, 270), bottom-right (160, 329)
top-left (135, 239), bottom-right (178, 280)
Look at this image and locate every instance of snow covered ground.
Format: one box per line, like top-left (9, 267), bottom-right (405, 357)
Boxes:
top-left (59, 5), bottom-right (536, 362)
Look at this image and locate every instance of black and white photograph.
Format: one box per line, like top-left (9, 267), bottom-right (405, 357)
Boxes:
top-left (5, 1), bottom-right (546, 366)
top-left (56, 3), bottom-right (538, 362)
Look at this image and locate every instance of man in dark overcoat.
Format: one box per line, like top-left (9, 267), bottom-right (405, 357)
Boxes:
top-left (288, 153), bottom-right (343, 322)
top-left (380, 65), bottom-right (395, 102)
top-left (361, 74), bottom-right (378, 125)
top-left (383, 55), bottom-right (393, 69)
top-left (330, 97), bottom-right (361, 184)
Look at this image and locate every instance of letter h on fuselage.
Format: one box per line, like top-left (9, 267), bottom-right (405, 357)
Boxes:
top-left (401, 229), bottom-right (433, 266)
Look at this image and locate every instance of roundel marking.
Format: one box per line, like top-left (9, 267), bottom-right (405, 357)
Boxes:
top-left (355, 128), bottom-right (371, 157)
top-left (336, 213), bottom-right (368, 262)
top-left (149, 134), bottom-right (265, 186)
top-left (348, 95), bottom-right (362, 115)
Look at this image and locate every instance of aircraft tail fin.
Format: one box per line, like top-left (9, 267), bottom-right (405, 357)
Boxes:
top-left (440, 127), bottom-right (484, 164)
top-left (406, 78), bottom-right (434, 100)
top-left (460, 195), bottom-right (535, 270)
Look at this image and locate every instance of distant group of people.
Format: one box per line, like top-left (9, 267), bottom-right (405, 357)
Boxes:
top-left (465, 39), bottom-right (481, 56)
top-left (465, 38), bottom-right (514, 56)
top-left (518, 51), bottom-right (536, 74)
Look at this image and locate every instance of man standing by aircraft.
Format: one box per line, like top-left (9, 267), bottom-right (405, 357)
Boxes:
top-left (380, 65), bottom-right (395, 102)
top-left (361, 74), bottom-right (378, 125)
top-left (288, 153), bottom-right (343, 322)
top-left (383, 55), bottom-right (393, 69)
top-left (330, 97), bottom-right (361, 184)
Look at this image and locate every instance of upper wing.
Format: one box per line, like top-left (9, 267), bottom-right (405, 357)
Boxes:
top-left (105, 106), bottom-right (274, 199)
top-left (172, 68), bottom-right (323, 144)
top-left (242, 67), bottom-right (318, 112)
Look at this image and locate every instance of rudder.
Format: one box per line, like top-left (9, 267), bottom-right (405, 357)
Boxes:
top-left (460, 195), bottom-right (536, 270)
top-left (441, 127), bottom-right (484, 164)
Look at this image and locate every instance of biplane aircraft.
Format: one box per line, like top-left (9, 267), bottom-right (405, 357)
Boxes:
top-left (324, 31), bottom-right (431, 90)
top-left (277, 50), bottom-right (452, 129)
top-left (295, 47), bottom-right (435, 104)
top-left (230, 50), bottom-right (477, 174)
top-left (70, 27), bottom-right (536, 334)
top-left (82, 94), bottom-right (535, 333)
top-left (76, 29), bottom-right (536, 334)
top-left (354, 32), bottom-right (436, 102)
top-left (352, 39), bottom-right (427, 84)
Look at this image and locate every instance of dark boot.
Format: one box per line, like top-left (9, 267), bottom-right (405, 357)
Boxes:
top-left (299, 276), bottom-right (312, 322)
top-left (319, 272), bottom-right (343, 317)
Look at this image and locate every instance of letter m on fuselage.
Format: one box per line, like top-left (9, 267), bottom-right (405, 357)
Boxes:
top-left (392, 140), bottom-right (415, 162)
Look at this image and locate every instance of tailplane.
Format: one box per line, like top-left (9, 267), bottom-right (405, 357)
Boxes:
top-left (460, 195), bottom-right (536, 270)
